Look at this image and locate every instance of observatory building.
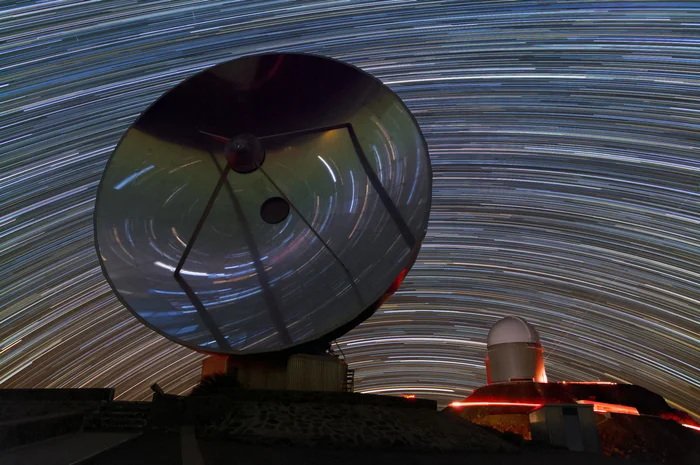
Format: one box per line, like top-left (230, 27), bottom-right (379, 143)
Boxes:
top-left (485, 316), bottom-right (547, 384)
top-left (450, 316), bottom-right (700, 454)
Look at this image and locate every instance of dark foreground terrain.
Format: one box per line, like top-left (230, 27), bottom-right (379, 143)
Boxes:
top-left (75, 433), bottom-right (663, 465)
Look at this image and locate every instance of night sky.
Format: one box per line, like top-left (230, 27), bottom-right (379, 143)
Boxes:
top-left (1, 1), bottom-right (698, 415)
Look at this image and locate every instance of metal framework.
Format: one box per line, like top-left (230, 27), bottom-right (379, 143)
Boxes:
top-left (172, 123), bottom-right (415, 350)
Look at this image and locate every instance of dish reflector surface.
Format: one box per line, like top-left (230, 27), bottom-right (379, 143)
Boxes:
top-left (95, 53), bottom-right (431, 354)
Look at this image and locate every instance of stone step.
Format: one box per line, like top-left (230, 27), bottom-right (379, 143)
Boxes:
top-left (96, 410), bottom-right (149, 417)
top-left (83, 419), bottom-right (147, 431)
top-left (82, 401), bottom-right (152, 432)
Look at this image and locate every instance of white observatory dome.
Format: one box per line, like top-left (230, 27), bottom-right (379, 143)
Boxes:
top-left (487, 316), bottom-right (541, 346)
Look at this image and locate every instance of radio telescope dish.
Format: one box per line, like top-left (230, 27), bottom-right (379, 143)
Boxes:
top-left (94, 53), bottom-right (432, 355)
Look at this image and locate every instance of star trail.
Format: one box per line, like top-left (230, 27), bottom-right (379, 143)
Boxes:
top-left (0, 0), bottom-right (698, 417)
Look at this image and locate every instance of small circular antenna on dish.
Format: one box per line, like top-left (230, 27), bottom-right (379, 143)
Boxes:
top-left (94, 53), bottom-right (432, 355)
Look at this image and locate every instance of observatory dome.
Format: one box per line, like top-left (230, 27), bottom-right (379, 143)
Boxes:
top-left (487, 316), bottom-right (541, 347)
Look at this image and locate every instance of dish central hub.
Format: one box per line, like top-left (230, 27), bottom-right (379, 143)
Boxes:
top-left (225, 134), bottom-right (265, 174)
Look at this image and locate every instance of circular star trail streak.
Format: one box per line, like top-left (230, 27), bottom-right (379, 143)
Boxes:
top-left (0, 1), bottom-right (698, 415)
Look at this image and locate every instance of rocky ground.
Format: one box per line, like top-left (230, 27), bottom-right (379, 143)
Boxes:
top-left (197, 400), bottom-right (514, 452)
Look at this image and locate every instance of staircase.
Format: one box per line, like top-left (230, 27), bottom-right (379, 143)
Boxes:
top-left (345, 369), bottom-right (355, 393)
top-left (332, 340), bottom-right (355, 393)
top-left (83, 401), bottom-right (151, 432)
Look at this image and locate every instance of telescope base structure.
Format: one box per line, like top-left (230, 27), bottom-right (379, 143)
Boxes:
top-left (201, 353), bottom-right (352, 393)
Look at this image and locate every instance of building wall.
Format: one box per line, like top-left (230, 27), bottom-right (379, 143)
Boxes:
top-left (486, 342), bottom-right (546, 383)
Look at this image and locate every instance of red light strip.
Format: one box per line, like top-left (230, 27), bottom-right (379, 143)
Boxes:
top-left (560, 381), bottom-right (617, 385)
top-left (577, 400), bottom-right (639, 415)
top-left (682, 423), bottom-right (700, 432)
top-left (449, 401), bottom-right (543, 409)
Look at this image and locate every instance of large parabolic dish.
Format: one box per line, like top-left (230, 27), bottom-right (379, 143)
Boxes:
top-left (94, 53), bottom-right (432, 355)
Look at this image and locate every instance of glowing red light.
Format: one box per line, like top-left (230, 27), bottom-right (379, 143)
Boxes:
top-left (576, 400), bottom-right (639, 415)
top-left (682, 423), bottom-right (700, 432)
top-left (403, 394), bottom-right (416, 399)
top-left (449, 401), bottom-right (543, 409)
top-left (564, 381), bottom-right (617, 385)
top-left (377, 267), bottom-right (410, 306)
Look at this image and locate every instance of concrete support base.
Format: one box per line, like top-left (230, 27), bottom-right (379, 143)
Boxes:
top-left (201, 353), bottom-right (350, 392)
